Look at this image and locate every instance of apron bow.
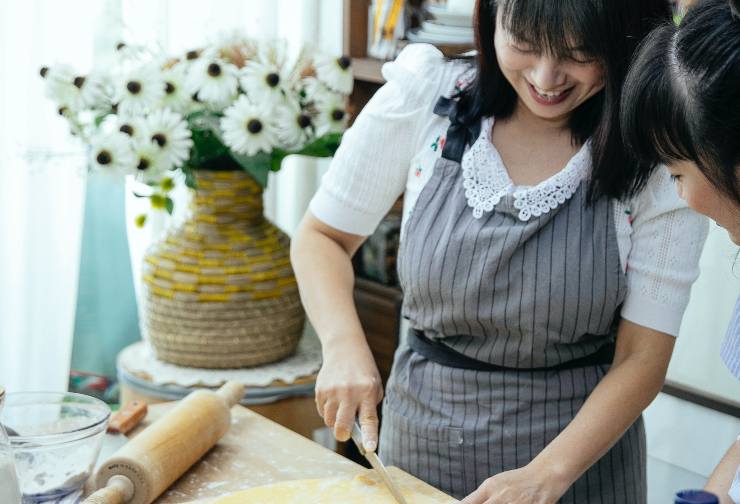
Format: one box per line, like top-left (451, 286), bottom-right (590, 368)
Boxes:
top-left (433, 96), bottom-right (481, 163)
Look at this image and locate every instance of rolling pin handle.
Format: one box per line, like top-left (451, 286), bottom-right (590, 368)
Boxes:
top-left (83, 475), bottom-right (135, 504)
top-left (216, 381), bottom-right (245, 408)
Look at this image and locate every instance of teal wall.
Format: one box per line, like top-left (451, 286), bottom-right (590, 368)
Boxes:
top-left (71, 175), bottom-right (140, 378)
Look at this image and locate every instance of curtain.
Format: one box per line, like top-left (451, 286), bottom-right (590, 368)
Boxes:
top-left (0, 0), bottom-right (342, 393)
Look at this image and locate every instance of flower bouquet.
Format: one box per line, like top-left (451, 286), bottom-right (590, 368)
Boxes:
top-left (41, 34), bottom-right (353, 224)
top-left (41, 35), bottom-right (354, 369)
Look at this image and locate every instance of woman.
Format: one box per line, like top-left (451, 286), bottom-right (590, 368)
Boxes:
top-left (291, 0), bottom-right (707, 502)
top-left (622, 0), bottom-right (740, 502)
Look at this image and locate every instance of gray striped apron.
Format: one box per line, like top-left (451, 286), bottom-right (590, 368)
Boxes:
top-left (378, 98), bottom-right (646, 502)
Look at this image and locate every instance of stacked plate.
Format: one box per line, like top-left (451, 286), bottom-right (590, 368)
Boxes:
top-left (407, 4), bottom-right (474, 45)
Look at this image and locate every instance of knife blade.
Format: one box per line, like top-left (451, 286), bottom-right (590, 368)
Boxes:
top-left (351, 421), bottom-right (409, 504)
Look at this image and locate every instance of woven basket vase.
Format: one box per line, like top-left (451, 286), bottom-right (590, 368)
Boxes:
top-left (141, 170), bottom-right (305, 368)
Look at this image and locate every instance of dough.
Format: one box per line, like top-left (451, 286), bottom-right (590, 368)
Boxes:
top-left (214, 468), bottom-right (458, 504)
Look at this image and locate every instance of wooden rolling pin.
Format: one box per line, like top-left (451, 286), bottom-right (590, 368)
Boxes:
top-left (84, 381), bottom-right (245, 504)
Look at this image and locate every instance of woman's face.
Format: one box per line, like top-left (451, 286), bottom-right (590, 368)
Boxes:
top-left (667, 160), bottom-right (740, 244)
top-left (494, 13), bottom-right (605, 123)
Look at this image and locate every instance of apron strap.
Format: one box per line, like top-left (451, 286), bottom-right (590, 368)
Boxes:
top-left (433, 96), bottom-right (481, 164)
top-left (408, 328), bottom-right (615, 372)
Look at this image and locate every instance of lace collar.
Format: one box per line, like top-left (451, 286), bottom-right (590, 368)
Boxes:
top-left (460, 116), bottom-right (591, 221)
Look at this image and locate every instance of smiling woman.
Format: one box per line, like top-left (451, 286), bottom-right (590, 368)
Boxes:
top-left (291, 0), bottom-right (709, 502)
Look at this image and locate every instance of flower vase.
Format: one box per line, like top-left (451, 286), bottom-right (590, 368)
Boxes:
top-left (141, 170), bottom-right (305, 368)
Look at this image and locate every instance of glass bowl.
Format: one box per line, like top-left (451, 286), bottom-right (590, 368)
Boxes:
top-left (1, 392), bottom-right (110, 502)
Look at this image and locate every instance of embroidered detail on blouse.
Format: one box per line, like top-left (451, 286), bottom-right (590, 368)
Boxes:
top-left (461, 117), bottom-right (591, 221)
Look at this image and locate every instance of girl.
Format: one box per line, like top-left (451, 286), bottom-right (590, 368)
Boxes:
top-left (292, 1), bottom-right (708, 502)
top-left (622, 0), bottom-right (740, 501)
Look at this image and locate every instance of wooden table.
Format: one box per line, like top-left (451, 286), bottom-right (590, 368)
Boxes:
top-left (85, 402), bottom-right (455, 503)
top-left (127, 402), bottom-right (363, 503)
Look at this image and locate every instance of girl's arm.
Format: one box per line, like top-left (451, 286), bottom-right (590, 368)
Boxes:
top-left (705, 439), bottom-right (740, 504)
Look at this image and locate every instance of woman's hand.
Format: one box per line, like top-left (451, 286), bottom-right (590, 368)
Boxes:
top-left (460, 464), bottom-right (568, 504)
top-left (315, 341), bottom-right (384, 451)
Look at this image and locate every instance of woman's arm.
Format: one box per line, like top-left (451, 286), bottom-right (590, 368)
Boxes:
top-left (705, 439), bottom-right (740, 504)
top-left (463, 319), bottom-right (675, 504)
top-left (290, 212), bottom-right (384, 450)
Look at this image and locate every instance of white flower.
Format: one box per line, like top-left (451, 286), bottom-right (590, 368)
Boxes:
top-left (115, 66), bottom-right (164, 116)
top-left (76, 72), bottom-right (110, 110)
top-left (314, 92), bottom-right (349, 136)
top-left (132, 140), bottom-right (169, 182)
top-left (275, 102), bottom-right (313, 150)
top-left (160, 66), bottom-right (192, 113)
top-left (209, 31), bottom-right (258, 67)
top-left (256, 39), bottom-right (289, 69)
top-left (220, 95), bottom-right (278, 156)
top-left (186, 57), bottom-right (239, 106)
top-left (314, 53), bottom-right (353, 95)
top-left (41, 65), bottom-right (108, 112)
top-left (89, 132), bottom-right (136, 175)
top-left (112, 115), bottom-right (147, 143)
top-left (240, 60), bottom-right (289, 105)
top-left (300, 77), bottom-right (334, 107)
top-left (141, 109), bottom-right (193, 169)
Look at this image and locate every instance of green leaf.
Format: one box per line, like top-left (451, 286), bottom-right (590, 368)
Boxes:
top-left (187, 111), bottom-right (230, 167)
top-left (165, 197), bottom-right (174, 215)
top-left (294, 133), bottom-right (343, 158)
top-left (182, 166), bottom-right (198, 189)
top-left (229, 151), bottom-right (271, 187)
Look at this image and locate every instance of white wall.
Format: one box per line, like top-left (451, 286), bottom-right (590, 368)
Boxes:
top-left (645, 393), bottom-right (740, 501)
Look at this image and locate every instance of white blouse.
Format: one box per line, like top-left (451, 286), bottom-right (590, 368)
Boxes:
top-left (310, 44), bottom-right (708, 337)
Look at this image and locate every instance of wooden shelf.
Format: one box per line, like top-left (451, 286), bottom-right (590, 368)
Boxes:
top-left (352, 57), bottom-right (386, 84)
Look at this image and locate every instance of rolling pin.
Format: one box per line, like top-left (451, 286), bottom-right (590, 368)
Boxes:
top-left (84, 381), bottom-right (245, 504)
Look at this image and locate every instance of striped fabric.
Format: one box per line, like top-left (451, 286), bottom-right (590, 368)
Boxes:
top-left (720, 295), bottom-right (740, 380)
top-left (379, 153), bottom-right (645, 502)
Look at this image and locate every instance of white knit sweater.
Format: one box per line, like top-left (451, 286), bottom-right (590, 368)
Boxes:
top-left (310, 44), bottom-right (708, 337)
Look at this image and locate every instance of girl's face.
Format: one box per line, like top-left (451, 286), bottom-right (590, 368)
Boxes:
top-left (494, 12), bottom-right (605, 123)
top-left (667, 160), bottom-right (740, 244)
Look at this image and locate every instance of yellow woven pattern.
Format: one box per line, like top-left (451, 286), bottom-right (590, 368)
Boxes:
top-left (141, 170), bottom-right (304, 368)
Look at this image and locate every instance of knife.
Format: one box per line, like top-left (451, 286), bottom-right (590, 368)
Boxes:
top-left (351, 421), bottom-right (409, 504)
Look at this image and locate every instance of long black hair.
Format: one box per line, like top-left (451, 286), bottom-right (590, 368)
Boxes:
top-left (455, 0), bottom-right (672, 201)
top-left (621, 0), bottom-right (740, 203)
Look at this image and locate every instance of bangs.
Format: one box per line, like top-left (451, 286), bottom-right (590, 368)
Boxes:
top-left (497, 0), bottom-right (602, 59)
top-left (621, 24), bottom-right (699, 167)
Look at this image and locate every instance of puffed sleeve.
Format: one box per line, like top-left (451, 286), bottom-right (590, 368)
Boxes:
top-left (620, 167), bottom-right (709, 336)
top-left (308, 44), bottom-right (453, 236)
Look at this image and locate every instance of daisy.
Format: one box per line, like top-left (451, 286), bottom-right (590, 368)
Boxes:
top-left (89, 131), bottom-right (136, 175)
top-left (41, 64), bottom-right (79, 112)
top-left (300, 76), bottom-right (334, 107)
top-left (220, 95), bottom-right (278, 156)
top-left (160, 66), bottom-right (191, 113)
top-left (210, 31), bottom-right (257, 68)
top-left (186, 57), bottom-right (239, 106)
top-left (314, 53), bottom-right (353, 95)
top-left (110, 115), bottom-right (147, 143)
top-left (314, 92), bottom-right (349, 136)
top-left (132, 140), bottom-right (168, 182)
top-left (141, 109), bottom-right (193, 169)
top-left (275, 102), bottom-right (313, 150)
top-left (240, 60), bottom-right (289, 105)
top-left (115, 66), bottom-right (165, 116)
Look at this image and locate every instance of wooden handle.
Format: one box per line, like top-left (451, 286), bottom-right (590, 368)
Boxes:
top-left (108, 401), bottom-right (148, 435)
top-left (216, 381), bottom-right (245, 407)
top-left (84, 475), bottom-right (134, 504)
top-left (94, 381), bottom-right (245, 504)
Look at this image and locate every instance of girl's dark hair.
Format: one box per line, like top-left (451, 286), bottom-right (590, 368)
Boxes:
top-left (456, 0), bottom-right (672, 201)
top-left (621, 0), bottom-right (740, 203)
